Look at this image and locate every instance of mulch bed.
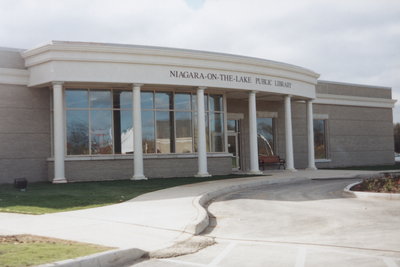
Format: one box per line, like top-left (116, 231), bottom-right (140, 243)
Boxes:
top-left (351, 174), bottom-right (400, 193)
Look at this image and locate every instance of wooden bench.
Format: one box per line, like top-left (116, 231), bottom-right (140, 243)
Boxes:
top-left (259, 155), bottom-right (286, 170)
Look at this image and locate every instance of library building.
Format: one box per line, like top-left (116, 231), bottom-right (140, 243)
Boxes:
top-left (0, 41), bottom-right (396, 183)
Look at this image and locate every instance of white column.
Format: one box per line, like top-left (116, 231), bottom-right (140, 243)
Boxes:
top-left (195, 87), bottom-right (211, 177)
top-left (306, 100), bottom-right (317, 170)
top-left (52, 82), bottom-right (67, 183)
top-left (131, 84), bottom-right (147, 180)
top-left (284, 95), bottom-right (296, 171)
top-left (249, 91), bottom-right (262, 174)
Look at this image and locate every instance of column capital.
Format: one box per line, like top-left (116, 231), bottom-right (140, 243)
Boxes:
top-left (52, 81), bottom-right (64, 86)
top-left (306, 98), bottom-right (315, 103)
top-left (132, 83), bottom-right (144, 88)
top-left (249, 90), bottom-right (257, 94)
top-left (197, 86), bottom-right (207, 91)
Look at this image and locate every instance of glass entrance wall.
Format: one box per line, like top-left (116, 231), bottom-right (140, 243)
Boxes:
top-left (257, 117), bottom-right (275, 156)
top-left (227, 119), bottom-right (240, 169)
top-left (65, 88), bottom-right (226, 156)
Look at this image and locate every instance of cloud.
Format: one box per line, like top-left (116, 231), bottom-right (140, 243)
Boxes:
top-left (0, 0), bottom-right (399, 121)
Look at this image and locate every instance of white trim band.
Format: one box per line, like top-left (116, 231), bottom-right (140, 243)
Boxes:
top-left (0, 68), bottom-right (29, 85)
top-left (315, 93), bottom-right (397, 108)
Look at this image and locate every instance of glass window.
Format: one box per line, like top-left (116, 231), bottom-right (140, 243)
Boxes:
top-left (142, 110), bottom-right (155, 153)
top-left (174, 93), bottom-right (191, 110)
top-left (64, 89), bottom-right (226, 156)
top-left (210, 112), bottom-right (224, 152)
top-left (141, 92), bottom-right (154, 109)
top-left (155, 111), bottom-right (174, 153)
top-left (66, 110), bottom-right (89, 155)
top-left (192, 94), bottom-right (197, 110)
top-left (113, 90), bottom-right (132, 109)
top-left (114, 110), bottom-right (133, 154)
top-left (205, 113), bottom-right (210, 152)
top-left (314, 119), bottom-right (327, 159)
top-left (209, 95), bottom-right (223, 111)
top-left (227, 119), bottom-right (237, 132)
top-left (66, 90), bottom-right (88, 108)
top-left (155, 92), bottom-right (173, 110)
top-left (204, 94), bottom-right (208, 111)
top-left (193, 112), bottom-right (198, 152)
top-left (90, 110), bottom-right (113, 154)
top-left (90, 90), bottom-right (112, 108)
top-left (257, 118), bottom-right (275, 156)
top-left (65, 88), bottom-right (134, 156)
top-left (176, 112), bottom-right (193, 153)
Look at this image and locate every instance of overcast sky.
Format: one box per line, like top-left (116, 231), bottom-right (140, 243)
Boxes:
top-left (1, 0), bottom-right (399, 122)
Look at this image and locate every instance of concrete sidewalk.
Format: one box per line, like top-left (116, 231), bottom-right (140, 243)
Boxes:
top-left (0, 169), bottom-right (385, 265)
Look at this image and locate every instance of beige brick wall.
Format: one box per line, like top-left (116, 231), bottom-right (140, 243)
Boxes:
top-left (0, 84), bottom-right (51, 183)
top-left (317, 81), bottom-right (391, 99)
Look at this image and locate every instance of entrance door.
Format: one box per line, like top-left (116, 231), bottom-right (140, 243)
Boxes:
top-left (227, 119), bottom-right (241, 170)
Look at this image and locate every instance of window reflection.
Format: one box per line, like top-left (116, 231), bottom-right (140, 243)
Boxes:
top-left (67, 110), bottom-right (89, 155)
top-left (66, 90), bottom-right (88, 108)
top-left (227, 120), bottom-right (237, 132)
top-left (156, 111), bottom-right (173, 153)
top-left (176, 112), bottom-right (193, 153)
top-left (91, 110), bottom-right (113, 154)
top-left (141, 92), bottom-right (154, 109)
top-left (155, 92), bottom-right (172, 110)
top-left (174, 93), bottom-right (191, 110)
top-left (257, 118), bottom-right (275, 156)
top-left (114, 110), bottom-right (133, 154)
top-left (90, 90), bottom-right (111, 108)
top-left (142, 110), bottom-right (155, 153)
top-left (113, 90), bottom-right (132, 109)
top-left (64, 89), bottom-right (226, 156)
top-left (209, 95), bottom-right (223, 111)
top-left (210, 112), bottom-right (224, 152)
top-left (314, 119), bottom-right (327, 159)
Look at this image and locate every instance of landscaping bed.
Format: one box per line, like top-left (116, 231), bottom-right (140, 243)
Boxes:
top-left (0, 235), bottom-right (110, 267)
top-left (351, 174), bottom-right (400, 193)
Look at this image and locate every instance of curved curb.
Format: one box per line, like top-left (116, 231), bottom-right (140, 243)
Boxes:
top-left (344, 181), bottom-right (400, 200)
top-left (184, 176), bottom-right (308, 235)
top-left (38, 247), bottom-right (145, 267)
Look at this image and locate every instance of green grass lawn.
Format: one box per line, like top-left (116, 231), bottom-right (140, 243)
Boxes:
top-left (0, 235), bottom-right (110, 267)
top-left (324, 162), bottom-right (400, 171)
top-left (0, 174), bottom-right (258, 214)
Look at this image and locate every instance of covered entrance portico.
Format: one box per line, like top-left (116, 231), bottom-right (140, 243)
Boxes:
top-left (21, 41), bottom-right (320, 182)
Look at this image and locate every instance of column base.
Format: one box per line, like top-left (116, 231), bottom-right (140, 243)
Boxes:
top-left (52, 178), bottom-right (67, 184)
top-left (306, 166), bottom-right (317, 171)
top-left (195, 173), bottom-right (211, 178)
top-left (131, 175), bottom-right (148, 180)
top-left (285, 168), bottom-right (297, 172)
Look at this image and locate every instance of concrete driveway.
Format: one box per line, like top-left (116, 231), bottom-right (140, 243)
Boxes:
top-left (134, 178), bottom-right (400, 267)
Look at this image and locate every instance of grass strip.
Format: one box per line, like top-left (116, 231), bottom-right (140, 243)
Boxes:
top-left (0, 174), bottom-right (259, 214)
top-left (0, 235), bottom-right (110, 267)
